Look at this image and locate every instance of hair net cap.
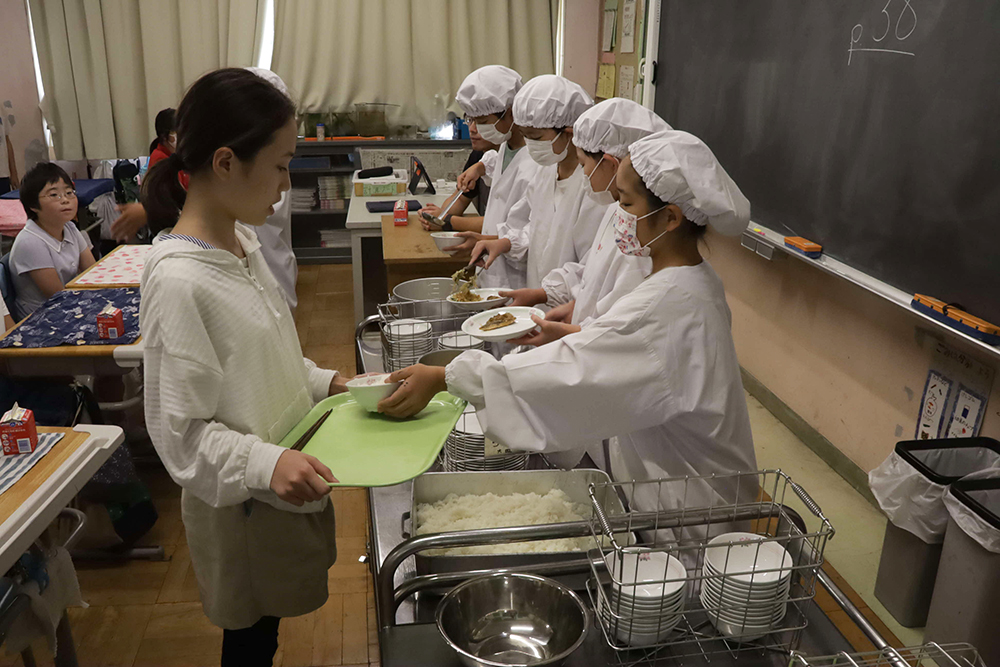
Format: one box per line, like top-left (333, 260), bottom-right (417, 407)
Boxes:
top-left (628, 130), bottom-right (750, 236)
top-left (245, 67), bottom-right (289, 96)
top-left (573, 99), bottom-right (672, 158)
top-left (455, 66), bottom-right (523, 118)
top-left (512, 75), bottom-right (593, 129)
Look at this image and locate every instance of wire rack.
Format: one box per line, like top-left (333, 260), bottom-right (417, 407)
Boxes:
top-left (584, 470), bottom-right (835, 663)
top-left (377, 299), bottom-right (486, 372)
top-left (789, 642), bottom-right (985, 666)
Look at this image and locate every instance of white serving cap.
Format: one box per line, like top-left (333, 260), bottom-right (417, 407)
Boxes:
top-left (455, 66), bottom-right (523, 118)
top-left (573, 98), bottom-right (672, 157)
top-left (512, 75), bottom-right (593, 129)
top-left (245, 67), bottom-right (289, 96)
top-left (628, 129), bottom-right (750, 236)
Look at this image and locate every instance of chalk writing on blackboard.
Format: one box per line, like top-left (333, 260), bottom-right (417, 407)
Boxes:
top-left (848, 0), bottom-right (918, 65)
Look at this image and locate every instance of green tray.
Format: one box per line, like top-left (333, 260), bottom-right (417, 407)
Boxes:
top-left (276, 392), bottom-right (466, 487)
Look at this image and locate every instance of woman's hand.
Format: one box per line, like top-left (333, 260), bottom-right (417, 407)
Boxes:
top-left (470, 238), bottom-right (512, 270)
top-left (328, 374), bottom-right (350, 395)
top-left (545, 301), bottom-right (575, 324)
top-left (508, 315), bottom-right (581, 347)
top-left (501, 288), bottom-right (548, 308)
top-left (457, 162), bottom-right (485, 192)
top-left (270, 450), bottom-right (337, 506)
top-left (377, 365), bottom-right (448, 418)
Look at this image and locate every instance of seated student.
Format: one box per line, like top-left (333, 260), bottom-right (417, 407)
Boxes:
top-left (147, 108), bottom-right (177, 171)
top-left (11, 163), bottom-right (96, 317)
top-left (420, 124), bottom-right (496, 233)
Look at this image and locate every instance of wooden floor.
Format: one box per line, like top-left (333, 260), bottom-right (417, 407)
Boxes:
top-left (3, 265), bottom-right (376, 667)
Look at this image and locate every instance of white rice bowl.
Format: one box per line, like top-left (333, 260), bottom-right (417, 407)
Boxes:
top-left (415, 489), bottom-right (592, 556)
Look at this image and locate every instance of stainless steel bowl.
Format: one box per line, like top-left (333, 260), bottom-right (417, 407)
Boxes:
top-left (436, 573), bottom-right (588, 667)
top-left (418, 349), bottom-right (463, 367)
top-left (392, 277), bottom-right (456, 302)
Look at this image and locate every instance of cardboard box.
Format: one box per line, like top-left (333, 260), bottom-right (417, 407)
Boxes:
top-left (1, 404), bottom-right (38, 455)
top-left (97, 304), bottom-right (124, 339)
top-left (352, 169), bottom-right (407, 197)
top-left (394, 199), bottom-right (409, 226)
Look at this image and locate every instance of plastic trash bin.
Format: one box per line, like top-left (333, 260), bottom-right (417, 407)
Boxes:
top-left (924, 477), bottom-right (1000, 665)
top-left (869, 437), bottom-right (1000, 627)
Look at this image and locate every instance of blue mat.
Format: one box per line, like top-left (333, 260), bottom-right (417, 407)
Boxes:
top-left (0, 288), bottom-right (141, 349)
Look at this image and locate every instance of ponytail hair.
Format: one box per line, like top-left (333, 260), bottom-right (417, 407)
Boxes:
top-left (140, 68), bottom-right (294, 234)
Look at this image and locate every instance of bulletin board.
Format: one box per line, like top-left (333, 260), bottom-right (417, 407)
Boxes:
top-left (596, 0), bottom-right (646, 103)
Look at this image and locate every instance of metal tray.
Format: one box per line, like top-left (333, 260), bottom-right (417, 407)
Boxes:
top-left (408, 469), bottom-right (628, 577)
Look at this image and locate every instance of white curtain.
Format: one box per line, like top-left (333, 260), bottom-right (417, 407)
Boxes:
top-left (271, 0), bottom-right (555, 127)
top-left (29, 0), bottom-right (267, 160)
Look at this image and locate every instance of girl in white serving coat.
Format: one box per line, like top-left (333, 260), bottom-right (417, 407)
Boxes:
top-left (378, 129), bottom-right (757, 522)
top-left (443, 65), bottom-right (539, 291)
top-left (472, 75), bottom-right (609, 291)
top-left (503, 98), bottom-right (671, 330)
top-left (140, 69), bottom-right (345, 667)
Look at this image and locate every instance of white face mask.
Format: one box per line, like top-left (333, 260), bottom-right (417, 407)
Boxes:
top-left (475, 110), bottom-right (512, 144)
top-left (585, 155), bottom-right (618, 206)
top-left (613, 203), bottom-right (668, 257)
top-left (525, 132), bottom-right (568, 166)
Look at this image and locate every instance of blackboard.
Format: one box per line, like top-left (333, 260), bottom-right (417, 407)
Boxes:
top-left (653, 1), bottom-right (1000, 324)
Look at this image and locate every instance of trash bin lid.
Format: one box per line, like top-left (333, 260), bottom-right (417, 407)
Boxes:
top-left (951, 478), bottom-right (1000, 530)
top-left (895, 437), bottom-right (1000, 484)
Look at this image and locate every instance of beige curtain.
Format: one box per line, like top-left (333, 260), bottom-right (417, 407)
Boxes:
top-left (271, 0), bottom-right (555, 127)
top-left (29, 0), bottom-right (266, 160)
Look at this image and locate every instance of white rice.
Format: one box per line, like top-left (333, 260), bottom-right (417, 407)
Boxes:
top-left (414, 489), bottom-right (593, 555)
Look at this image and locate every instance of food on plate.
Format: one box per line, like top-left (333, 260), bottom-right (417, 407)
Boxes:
top-left (487, 295), bottom-right (500, 301)
top-left (480, 312), bottom-right (516, 331)
top-left (450, 268), bottom-right (482, 302)
top-left (415, 489), bottom-right (592, 555)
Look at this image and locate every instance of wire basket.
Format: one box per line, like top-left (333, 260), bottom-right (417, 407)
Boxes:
top-left (585, 470), bottom-right (835, 662)
top-left (377, 299), bottom-right (487, 372)
top-left (789, 642), bottom-right (985, 666)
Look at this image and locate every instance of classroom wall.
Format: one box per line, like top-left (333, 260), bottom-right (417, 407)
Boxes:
top-left (561, 0), bottom-right (601, 97)
top-left (0, 0), bottom-right (47, 176)
top-left (710, 233), bottom-right (1000, 473)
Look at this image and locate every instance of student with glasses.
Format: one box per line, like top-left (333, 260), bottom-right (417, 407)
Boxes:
top-left (11, 162), bottom-right (95, 316)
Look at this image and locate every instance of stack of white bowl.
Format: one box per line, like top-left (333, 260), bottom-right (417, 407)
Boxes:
top-left (699, 532), bottom-right (793, 642)
top-left (600, 552), bottom-right (688, 647)
top-left (437, 331), bottom-right (485, 352)
top-left (384, 319), bottom-right (434, 371)
top-left (443, 407), bottom-right (529, 472)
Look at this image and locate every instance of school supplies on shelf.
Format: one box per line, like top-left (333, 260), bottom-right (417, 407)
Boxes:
top-left (911, 295), bottom-right (1000, 345)
top-left (784, 236), bottom-right (823, 258)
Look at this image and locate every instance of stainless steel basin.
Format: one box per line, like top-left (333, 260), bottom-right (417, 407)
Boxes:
top-left (436, 573), bottom-right (588, 667)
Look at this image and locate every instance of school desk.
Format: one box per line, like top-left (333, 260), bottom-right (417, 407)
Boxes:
top-left (380, 213), bottom-right (467, 295)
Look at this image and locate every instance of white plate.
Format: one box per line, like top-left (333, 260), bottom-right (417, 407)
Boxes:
top-left (437, 331), bottom-right (485, 350)
top-left (385, 318), bottom-right (433, 338)
top-left (607, 551), bottom-right (687, 599)
top-left (446, 288), bottom-right (512, 311)
top-left (703, 533), bottom-right (793, 585)
top-left (462, 307), bottom-right (545, 343)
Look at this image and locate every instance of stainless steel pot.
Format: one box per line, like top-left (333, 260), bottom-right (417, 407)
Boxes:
top-left (390, 278), bottom-right (462, 329)
top-left (418, 349), bottom-right (463, 367)
top-left (436, 573), bottom-right (588, 667)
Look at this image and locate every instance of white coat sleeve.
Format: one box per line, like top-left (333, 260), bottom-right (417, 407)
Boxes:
top-left (496, 195), bottom-right (532, 267)
top-left (541, 261), bottom-right (586, 306)
top-left (444, 313), bottom-right (674, 453)
top-left (480, 150), bottom-right (499, 186)
top-left (142, 271), bottom-right (285, 508)
top-left (304, 358), bottom-right (338, 402)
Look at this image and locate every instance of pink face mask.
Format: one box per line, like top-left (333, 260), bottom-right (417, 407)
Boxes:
top-left (612, 203), bottom-right (668, 257)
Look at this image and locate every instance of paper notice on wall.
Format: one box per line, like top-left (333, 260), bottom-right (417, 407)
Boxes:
top-left (945, 385), bottom-right (987, 438)
top-left (602, 10), bottom-right (617, 51)
top-left (618, 66), bottom-right (635, 100)
top-left (913, 339), bottom-right (994, 439)
top-left (916, 370), bottom-right (952, 440)
top-left (621, 0), bottom-right (637, 53)
top-left (597, 64), bottom-right (616, 99)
